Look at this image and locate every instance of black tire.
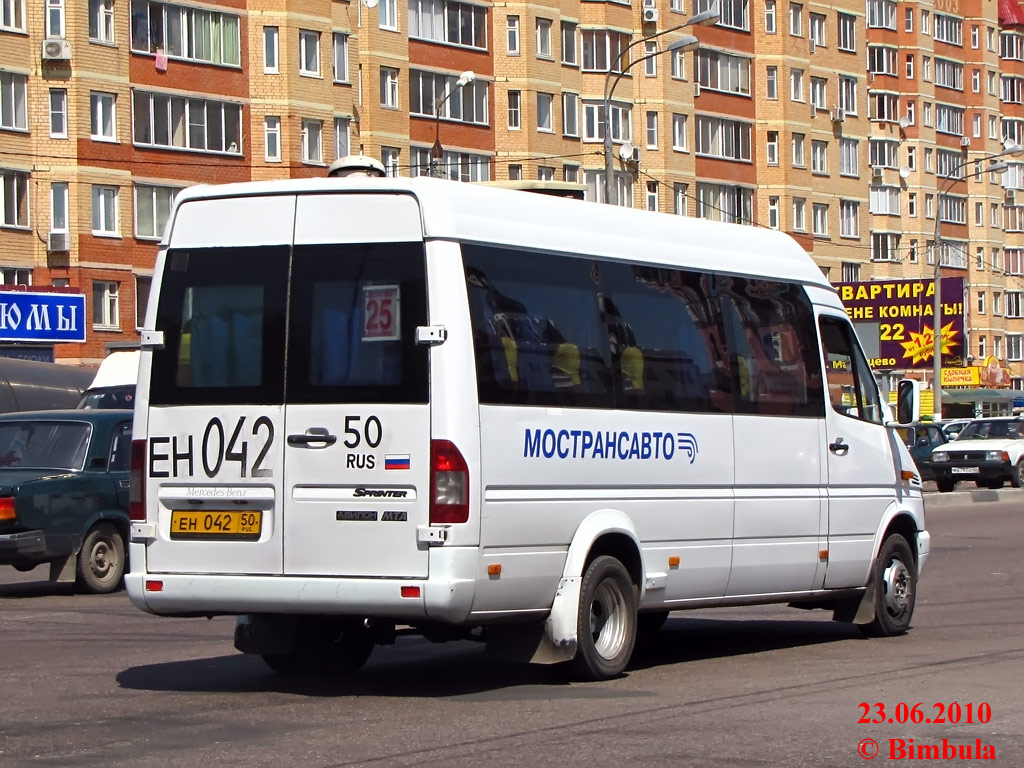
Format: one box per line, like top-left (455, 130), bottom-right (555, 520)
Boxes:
top-left (1011, 461), bottom-right (1024, 488)
top-left (570, 556), bottom-right (638, 681)
top-left (262, 618), bottom-right (374, 677)
top-left (984, 478), bottom-right (1004, 490)
top-left (76, 522), bottom-right (126, 594)
top-left (860, 534), bottom-right (916, 637)
top-left (936, 479), bottom-right (956, 493)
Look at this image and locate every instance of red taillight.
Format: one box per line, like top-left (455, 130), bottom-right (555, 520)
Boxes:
top-left (430, 439), bottom-right (469, 524)
top-left (129, 439), bottom-right (147, 521)
top-left (0, 497), bottom-right (15, 522)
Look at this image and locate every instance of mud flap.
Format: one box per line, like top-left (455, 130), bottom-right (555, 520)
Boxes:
top-left (833, 578), bottom-right (876, 624)
top-left (484, 576), bottom-right (581, 665)
top-left (48, 554), bottom-right (76, 584)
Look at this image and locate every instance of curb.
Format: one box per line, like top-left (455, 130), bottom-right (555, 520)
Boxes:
top-left (922, 484), bottom-right (1024, 508)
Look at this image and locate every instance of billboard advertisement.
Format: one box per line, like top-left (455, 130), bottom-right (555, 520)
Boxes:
top-left (834, 278), bottom-right (966, 370)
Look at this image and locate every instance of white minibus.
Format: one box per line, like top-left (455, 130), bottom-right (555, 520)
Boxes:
top-left (126, 168), bottom-right (929, 680)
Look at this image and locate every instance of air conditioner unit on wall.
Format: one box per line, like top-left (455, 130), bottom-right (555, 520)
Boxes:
top-left (872, 166), bottom-right (883, 180)
top-left (832, 107), bottom-right (846, 122)
top-left (47, 232), bottom-right (70, 252)
top-left (960, 136), bottom-right (971, 148)
top-left (41, 38), bottom-right (72, 61)
top-left (642, 7), bottom-right (659, 22)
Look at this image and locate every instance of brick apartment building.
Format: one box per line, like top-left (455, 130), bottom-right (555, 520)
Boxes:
top-left (2, 0), bottom-right (1024, 391)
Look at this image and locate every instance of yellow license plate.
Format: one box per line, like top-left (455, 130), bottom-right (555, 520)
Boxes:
top-left (170, 510), bottom-right (262, 540)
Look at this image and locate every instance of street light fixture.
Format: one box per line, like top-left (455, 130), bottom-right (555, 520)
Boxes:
top-left (601, 4), bottom-right (719, 206)
top-left (431, 70), bottom-right (476, 178)
top-left (931, 139), bottom-right (1024, 421)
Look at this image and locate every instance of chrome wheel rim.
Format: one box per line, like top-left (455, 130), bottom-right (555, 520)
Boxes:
top-left (881, 556), bottom-right (911, 617)
top-left (589, 579), bottom-right (629, 659)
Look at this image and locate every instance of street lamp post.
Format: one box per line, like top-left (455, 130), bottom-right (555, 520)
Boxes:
top-left (601, 5), bottom-right (719, 206)
top-left (931, 140), bottom-right (1024, 421)
top-left (431, 70), bottom-right (476, 178)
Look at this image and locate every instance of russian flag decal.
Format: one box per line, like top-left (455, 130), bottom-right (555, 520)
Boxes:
top-left (385, 454), bottom-right (411, 470)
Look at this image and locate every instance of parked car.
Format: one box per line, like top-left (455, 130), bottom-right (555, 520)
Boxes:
top-left (0, 409), bottom-right (132, 592)
top-left (895, 423), bottom-right (948, 481)
top-left (929, 416), bottom-right (1024, 492)
top-left (938, 418), bottom-right (973, 441)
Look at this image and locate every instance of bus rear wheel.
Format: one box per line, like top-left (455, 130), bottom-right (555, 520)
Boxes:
top-left (570, 556), bottom-right (637, 681)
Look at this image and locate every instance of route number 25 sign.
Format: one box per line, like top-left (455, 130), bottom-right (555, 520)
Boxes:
top-left (362, 284), bottom-right (401, 342)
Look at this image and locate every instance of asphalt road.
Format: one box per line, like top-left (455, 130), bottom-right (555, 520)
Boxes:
top-left (1, 492), bottom-right (1021, 768)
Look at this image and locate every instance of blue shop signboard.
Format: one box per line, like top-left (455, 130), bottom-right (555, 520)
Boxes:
top-left (0, 291), bottom-right (86, 343)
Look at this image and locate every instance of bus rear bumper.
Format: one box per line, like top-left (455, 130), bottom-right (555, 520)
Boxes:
top-left (125, 548), bottom-right (478, 624)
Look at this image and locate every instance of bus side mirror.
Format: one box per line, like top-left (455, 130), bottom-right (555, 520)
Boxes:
top-left (895, 379), bottom-right (921, 425)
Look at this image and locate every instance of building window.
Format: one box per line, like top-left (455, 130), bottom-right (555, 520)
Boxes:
top-left (811, 140), bottom-right (828, 173)
top-left (409, 70), bottom-right (488, 124)
top-left (562, 92), bottom-right (579, 137)
top-left (508, 164), bottom-right (522, 181)
top-left (838, 12), bottom-right (855, 50)
top-left (561, 22), bottom-right (577, 65)
top-left (672, 114), bottom-right (688, 151)
top-left (92, 280), bottom-right (120, 329)
top-left (0, 72), bottom-right (28, 131)
top-left (334, 117), bottom-right (350, 159)
top-left (380, 0), bottom-right (398, 30)
top-left (538, 166), bottom-right (554, 181)
top-left (583, 101), bottom-right (631, 142)
top-left (132, 91), bottom-right (243, 155)
top-left (380, 67), bottom-right (399, 108)
top-left (381, 147), bottom-right (400, 176)
top-left (842, 261), bottom-right (861, 282)
top-left (978, 336), bottom-right (987, 358)
top-left (768, 195), bottom-right (780, 228)
top-left (810, 13), bottom-right (826, 46)
top-left (135, 275), bottom-right (151, 329)
top-left (0, 0), bottom-right (25, 32)
top-left (792, 133), bottom-right (805, 166)
top-left (263, 26), bottom-right (279, 73)
top-left (765, 0), bottom-right (776, 33)
top-left (839, 137), bottom-right (858, 176)
top-left (698, 0), bottom-right (749, 31)
top-left (766, 131), bottom-right (779, 164)
top-left (696, 49), bottom-right (751, 95)
top-left (536, 18), bottom-right (552, 59)
top-left (790, 68), bottom-right (803, 101)
top-left (49, 89), bottom-right (67, 138)
top-left (135, 184), bottom-right (180, 240)
top-left (644, 42), bottom-right (658, 77)
top-left (507, 90), bottom-right (521, 129)
top-left (537, 93), bottom-right (553, 132)
top-left (812, 203), bottom-right (828, 236)
top-left (507, 16), bottom-right (519, 54)
top-left (408, 0), bottom-right (487, 48)
top-left (840, 199), bottom-right (859, 237)
top-left (89, 0), bottom-right (115, 42)
top-left (908, 192), bottom-right (917, 217)
top-left (299, 30), bottom-right (320, 76)
top-left (696, 116), bottom-right (751, 161)
top-left (91, 92), bottom-right (117, 141)
top-left (301, 119), bottom-right (323, 163)
top-left (646, 111), bottom-right (658, 148)
top-left (50, 182), bottom-right (68, 233)
top-left (92, 185), bottom-right (119, 235)
top-left (674, 183), bottom-right (688, 215)
top-left (46, 0), bottom-right (64, 38)
top-left (0, 170), bottom-right (28, 228)
top-left (906, 55), bottom-right (914, 79)
top-left (0, 267), bottom-right (31, 285)
top-left (810, 77), bottom-right (827, 110)
top-left (792, 197), bottom-right (806, 231)
top-left (581, 30), bottom-right (631, 73)
top-left (646, 182), bottom-right (658, 212)
top-left (129, 2), bottom-right (241, 67)
top-left (264, 116), bottom-right (281, 161)
top-left (671, 48), bottom-right (687, 80)
top-left (789, 3), bottom-right (802, 36)
top-left (332, 33), bottom-right (349, 83)
top-left (766, 66), bottom-right (778, 99)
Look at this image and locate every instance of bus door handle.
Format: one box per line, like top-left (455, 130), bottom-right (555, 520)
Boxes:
top-left (829, 437), bottom-right (849, 456)
top-left (287, 429), bottom-right (337, 448)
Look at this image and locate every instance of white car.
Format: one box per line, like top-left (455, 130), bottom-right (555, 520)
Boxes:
top-left (929, 417), bottom-right (1024, 492)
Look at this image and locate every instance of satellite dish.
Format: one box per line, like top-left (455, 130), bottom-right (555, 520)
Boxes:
top-left (618, 142), bottom-right (635, 161)
top-left (899, 165), bottom-right (912, 179)
top-left (363, 0), bottom-right (379, 7)
top-left (898, 116), bottom-right (911, 129)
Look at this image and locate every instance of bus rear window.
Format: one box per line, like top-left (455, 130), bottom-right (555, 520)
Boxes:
top-left (150, 247), bottom-right (288, 406)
